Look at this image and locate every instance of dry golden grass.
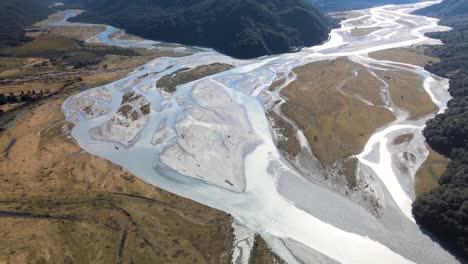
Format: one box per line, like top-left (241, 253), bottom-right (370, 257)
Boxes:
top-left (279, 57), bottom-right (439, 190)
top-left (347, 16), bottom-right (371, 26)
top-left (0, 96), bottom-right (233, 264)
top-left (281, 58), bottom-right (395, 165)
top-left (267, 110), bottom-right (301, 158)
top-left (82, 71), bottom-right (128, 87)
top-left (0, 45), bottom-right (175, 115)
top-left (98, 51), bottom-right (188, 71)
top-left (340, 67), bottom-right (385, 106)
top-left (11, 36), bottom-right (76, 54)
top-left (369, 46), bottom-right (439, 67)
top-left (108, 30), bottom-right (147, 41)
top-left (415, 148), bottom-right (448, 196)
top-left (393, 133), bottom-right (414, 145)
top-left (157, 63), bottom-right (234, 92)
top-left (342, 158), bottom-right (358, 189)
top-left (33, 10), bottom-right (82, 27)
top-left (249, 236), bottom-right (286, 264)
top-left (0, 70), bottom-right (127, 116)
top-left (376, 69), bottom-right (438, 118)
top-left (367, 48), bottom-right (449, 194)
top-left (0, 58), bottom-right (28, 79)
top-left (268, 76), bottom-right (286, 92)
top-left (33, 10), bottom-right (106, 42)
top-left (350, 27), bottom-right (382, 37)
top-left (0, 102), bottom-right (25, 112)
top-left (46, 26), bottom-right (107, 42)
top-left (0, 57), bottom-right (24, 71)
top-left (329, 11), bottom-right (364, 20)
top-left (1, 81), bottom-right (65, 95)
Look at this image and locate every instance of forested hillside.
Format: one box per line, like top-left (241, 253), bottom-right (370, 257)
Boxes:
top-left (412, 0), bottom-right (468, 260)
top-left (309, 0), bottom-right (420, 12)
top-left (414, 0), bottom-right (468, 17)
top-left (64, 0), bottom-right (332, 59)
top-left (0, 0), bottom-right (53, 47)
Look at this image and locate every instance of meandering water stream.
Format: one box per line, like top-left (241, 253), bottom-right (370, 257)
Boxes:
top-left (58, 2), bottom-right (459, 263)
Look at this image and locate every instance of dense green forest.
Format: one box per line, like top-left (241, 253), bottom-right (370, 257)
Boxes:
top-left (414, 0), bottom-right (468, 17)
top-left (0, 0), bottom-right (53, 47)
top-left (309, 0), bottom-right (420, 12)
top-left (63, 0), bottom-right (333, 59)
top-left (412, 0), bottom-right (468, 260)
top-left (57, 0), bottom-right (429, 57)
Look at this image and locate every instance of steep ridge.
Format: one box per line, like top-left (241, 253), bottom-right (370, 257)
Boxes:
top-left (64, 0), bottom-right (332, 59)
top-left (411, 0), bottom-right (468, 260)
top-left (0, 0), bottom-right (53, 47)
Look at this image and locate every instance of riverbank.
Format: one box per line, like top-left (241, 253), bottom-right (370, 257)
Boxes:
top-left (0, 11), bottom-right (248, 264)
top-left (60, 2), bottom-right (461, 263)
top-left (366, 46), bottom-right (449, 196)
top-left (411, 1), bottom-right (468, 259)
top-left (0, 88), bottom-right (237, 263)
top-left (268, 43), bottom-right (447, 215)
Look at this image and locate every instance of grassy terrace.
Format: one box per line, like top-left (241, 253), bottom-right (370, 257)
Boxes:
top-left (157, 63), bottom-right (234, 93)
top-left (272, 53), bottom-right (442, 192)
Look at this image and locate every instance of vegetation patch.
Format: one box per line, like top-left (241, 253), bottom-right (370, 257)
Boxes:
top-left (280, 58), bottom-right (394, 165)
top-left (350, 27), bottom-right (382, 36)
top-left (157, 63), bottom-right (234, 93)
top-left (412, 2), bottom-right (468, 260)
top-left (268, 75), bottom-right (286, 92)
top-left (415, 148), bottom-right (448, 196)
top-left (0, 36), bottom-right (138, 67)
top-left (249, 235), bottom-right (286, 264)
top-left (376, 69), bottom-right (438, 119)
top-left (369, 46), bottom-right (440, 67)
top-left (342, 158), bottom-right (358, 189)
top-left (9, 36), bottom-right (77, 54)
top-left (392, 133), bottom-right (414, 145)
top-left (267, 110), bottom-right (302, 159)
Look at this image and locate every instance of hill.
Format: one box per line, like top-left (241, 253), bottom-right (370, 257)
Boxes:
top-left (412, 0), bottom-right (468, 260)
top-left (65, 0), bottom-right (332, 59)
top-left (0, 0), bottom-right (53, 47)
top-left (415, 0), bottom-right (468, 17)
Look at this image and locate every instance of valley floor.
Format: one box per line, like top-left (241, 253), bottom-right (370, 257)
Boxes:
top-left (0, 13), bottom-right (282, 264)
top-left (0, 2), bottom-right (461, 264)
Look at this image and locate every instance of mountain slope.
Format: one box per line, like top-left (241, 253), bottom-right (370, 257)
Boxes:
top-left (67, 0), bottom-right (332, 59)
top-left (412, 0), bottom-right (468, 261)
top-left (0, 0), bottom-right (53, 47)
top-left (415, 0), bottom-right (468, 17)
